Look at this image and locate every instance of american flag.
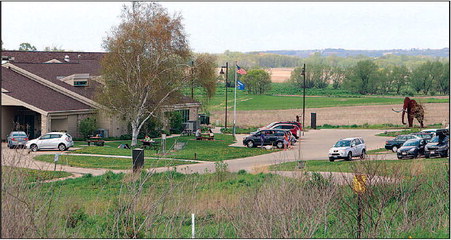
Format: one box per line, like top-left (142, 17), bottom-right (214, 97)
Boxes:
top-left (236, 65), bottom-right (247, 75)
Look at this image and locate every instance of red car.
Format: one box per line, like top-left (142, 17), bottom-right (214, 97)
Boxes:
top-left (259, 121), bottom-right (303, 131)
top-left (269, 124), bottom-right (301, 139)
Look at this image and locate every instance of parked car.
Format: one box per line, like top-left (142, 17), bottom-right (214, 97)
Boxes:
top-left (424, 129), bottom-right (449, 158)
top-left (328, 137), bottom-right (366, 162)
top-left (385, 134), bottom-right (421, 152)
top-left (6, 131), bottom-right (29, 149)
top-left (269, 124), bottom-right (301, 139)
top-left (243, 129), bottom-right (291, 149)
top-left (411, 132), bottom-right (434, 142)
top-left (421, 129), bottom-right (438, 135)
top-left (259, 121), bottom-right (302, 131)
top-left (26, 132), bottom-right (74, 152)
top-left (397, 139), bottom-right (426, 159)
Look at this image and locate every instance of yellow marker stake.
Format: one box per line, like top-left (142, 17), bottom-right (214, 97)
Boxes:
top-left (353, 174), bottom-right (367, 194)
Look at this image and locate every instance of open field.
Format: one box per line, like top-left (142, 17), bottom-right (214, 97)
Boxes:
top-left (207, 91), bottom-right (448, 112)
top-left (266, 68), bottom-right (293, 82)
top-left (211, 102), bottom-right (449, 128)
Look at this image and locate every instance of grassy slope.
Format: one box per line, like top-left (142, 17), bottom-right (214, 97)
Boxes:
top-left (269, 158), bottom-right (448, 175)
top-left (34, 155), bottom-right (193, 170)
top-left (2, 166), bottom-right (71, 182)
top-left (73, 134), bottom-right (277, 161)
top-left (27, 163), bottom-right (449, 238)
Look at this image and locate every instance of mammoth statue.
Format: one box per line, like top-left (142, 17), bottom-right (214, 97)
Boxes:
top-left (392, 97), bottom-right (424, 128)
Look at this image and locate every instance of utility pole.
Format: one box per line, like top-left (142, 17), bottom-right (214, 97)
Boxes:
top-left (302, 63), bottom-right (306, 136)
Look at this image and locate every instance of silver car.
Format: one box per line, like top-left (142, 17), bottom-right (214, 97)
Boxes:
top-left (7, 131), bottom-right (29, 149)
top-left (328, 137), bottom-right (366, 162)
top-left (26, 132), bottom-right (74, 152)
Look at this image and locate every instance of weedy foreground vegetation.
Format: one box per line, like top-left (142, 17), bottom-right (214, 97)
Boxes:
top-left (2, 154), bottom-right (449, 239)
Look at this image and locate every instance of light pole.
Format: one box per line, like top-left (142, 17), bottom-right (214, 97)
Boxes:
top-left (191, 60), bottom-right (195, 99)
top-left (301, 63), bottom-right (306, 136)
top-left (219, 62), bottom-right (229, 129)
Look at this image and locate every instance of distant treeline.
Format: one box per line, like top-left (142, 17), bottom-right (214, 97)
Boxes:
top-left (215, 51), bottom-right (449, 96)
top-left (215, 50), bottom-right (449, 69)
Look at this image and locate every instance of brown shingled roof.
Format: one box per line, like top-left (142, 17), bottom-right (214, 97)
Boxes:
top-left (11, 61), bottom-right (102, 99)
top-left (2, 67), bottom-right (93, 112)
top-left (2, 50), bottom-right (105, 63)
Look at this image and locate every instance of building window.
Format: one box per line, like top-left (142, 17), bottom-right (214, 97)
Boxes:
top-left (176, 109), bottom-right (189, 122)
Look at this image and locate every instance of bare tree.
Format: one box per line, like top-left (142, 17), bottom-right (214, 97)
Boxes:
top-left (98, 2), bottom-right (214, 146)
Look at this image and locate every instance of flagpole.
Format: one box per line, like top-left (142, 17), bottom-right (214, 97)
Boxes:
top-left (233, 61), bottom-right (237, 139)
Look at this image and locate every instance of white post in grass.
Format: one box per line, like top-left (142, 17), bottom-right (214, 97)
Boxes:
top-left (191, 213), bottom-right (195, 238)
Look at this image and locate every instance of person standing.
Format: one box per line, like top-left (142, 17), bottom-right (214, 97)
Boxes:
top-left (283, 132), bottom-right (289, 150)
top-left (260, 132), bottom-right (265, 148)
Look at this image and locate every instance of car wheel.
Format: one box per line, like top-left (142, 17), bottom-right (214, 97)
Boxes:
top-left (246, 141), bottom-right (254, 148)
top-left (392, 146), bottom-right (398, 152)
top-left (58, 143), bottom-right (67, 151)
top-left (360, 150), bottom-right (366, 159)
top-left (397, 156), bottom-right (403, 160)
top-left (425, 153), bottom-right (430, 158)
top-left (329, 157), bottom-right (335, 162)
top-left (30, 144), bottom-right (38, 152)
top-left (346, 152), bottom-right (352, 161)
top-left (276, 141), bottom-right (284, 149)
top-left (412, 153), bottom-right (418, 159)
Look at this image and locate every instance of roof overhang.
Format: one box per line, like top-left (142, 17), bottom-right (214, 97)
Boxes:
top-left (1, 93), bottom-right (48, 115)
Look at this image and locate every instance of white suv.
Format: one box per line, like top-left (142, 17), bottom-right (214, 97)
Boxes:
top-left (26, 132), bottom-right (74, 152)
top-left (328, 137), bottom-right (366, 162)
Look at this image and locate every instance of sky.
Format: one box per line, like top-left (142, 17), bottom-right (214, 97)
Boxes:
top-left (1, 2), bottom-right (449, 53)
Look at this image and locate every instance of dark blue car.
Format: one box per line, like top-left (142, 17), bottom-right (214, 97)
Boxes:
top-left (397, 139), bottom-right (426, 159)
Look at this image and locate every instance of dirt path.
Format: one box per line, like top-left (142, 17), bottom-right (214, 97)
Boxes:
top-left (211, 103), bottom-right (449, 128)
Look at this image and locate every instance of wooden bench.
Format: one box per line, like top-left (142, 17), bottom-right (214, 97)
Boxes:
top-left (87, 138), bottom-right (105, 146)
top-left (140, 140), bottom-right (159, 150)
top-left (197, 134), bottom-right (214, 141)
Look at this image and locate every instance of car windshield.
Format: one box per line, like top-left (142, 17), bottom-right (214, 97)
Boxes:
top-left (334, 140), bottom-right (351, 147)
top-left (430, 136), bottom-right (440, 143)
top-left (403, 141), bottom-right (419, 147)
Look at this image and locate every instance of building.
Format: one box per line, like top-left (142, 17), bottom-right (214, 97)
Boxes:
top-left (1, 51), bottom-right (200, 140)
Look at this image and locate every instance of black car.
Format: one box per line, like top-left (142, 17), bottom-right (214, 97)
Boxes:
top-left (385, 134), bottom-right (421, 152)
top-left (425, 129), bottom-right (449, 158)
top-left (243, 129), bottom-right (289, 148)
top-left (397, 139), bottom-right (426, 159)
top-left (411, 132), bottom-right (434, 143)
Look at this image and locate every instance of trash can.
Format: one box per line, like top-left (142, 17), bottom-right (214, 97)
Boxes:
top-left (311, 112), bottom-right (317, 129)
top-left (132, 148), bottom-right (144, 172)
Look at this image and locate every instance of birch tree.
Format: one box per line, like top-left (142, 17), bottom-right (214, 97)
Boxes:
top-left (98, 2), bottom-right (197, 146)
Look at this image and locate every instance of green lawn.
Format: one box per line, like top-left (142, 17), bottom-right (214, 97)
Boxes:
top-left (34, 155), bottom-right (193, 170)
top-left (206, 87), bottom-right (448, 111)
top-left (269, 158), bottom-right (448, 176)
top-left (2, 166), bottom-right (71, 182)
top-left (73, 134), bottom-right (277, 161)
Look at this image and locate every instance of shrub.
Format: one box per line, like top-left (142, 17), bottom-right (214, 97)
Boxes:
top-left (79, 117), bottom-right (97, 139)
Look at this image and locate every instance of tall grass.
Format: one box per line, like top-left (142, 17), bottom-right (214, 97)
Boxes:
top-left (2, 150), bottom-right (449, 238)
